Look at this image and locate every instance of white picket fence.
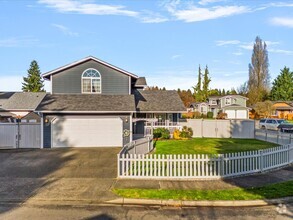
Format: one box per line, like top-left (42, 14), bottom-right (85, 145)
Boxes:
top-left (118, 145), bottom-right (293, 179)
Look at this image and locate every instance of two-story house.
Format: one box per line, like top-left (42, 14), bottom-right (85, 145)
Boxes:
top-left (189, 95), bottom-right (249, 119)
top-left (36, 56), bottom-right (186, 148)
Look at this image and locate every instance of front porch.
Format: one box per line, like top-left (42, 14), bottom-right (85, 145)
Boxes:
top-left (132, 113), bottom-right (182, 137)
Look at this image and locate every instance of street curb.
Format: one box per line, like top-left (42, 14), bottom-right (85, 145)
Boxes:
top-left (105, 196), bottom-right (293, 207)
top-left (0, 197), bottom-right (292, 208)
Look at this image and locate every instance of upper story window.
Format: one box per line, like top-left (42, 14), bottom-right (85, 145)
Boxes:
top-left (225, 97), bottom-right (231, 105)
top-left (82, 68), bottom-right (101, 93)
top-left (210, 100), bottom-right (217, 105)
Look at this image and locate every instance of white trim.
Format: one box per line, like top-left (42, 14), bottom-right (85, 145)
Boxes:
top-left (40, 113), bottom-right (44, 149)
top-left (42, 56), bottom-right (139, 79)
top-left (128, 76), bottom-right (131, 95)
top-left (81, 68), bottom-right (102, 94)
top-left (50, 75), bottom-right (53, 94)
top-left (130, 114), bottom-right (133, 142)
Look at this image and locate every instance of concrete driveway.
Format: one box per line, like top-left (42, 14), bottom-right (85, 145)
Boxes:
top-left (0, 148), bottom-right (120, 204)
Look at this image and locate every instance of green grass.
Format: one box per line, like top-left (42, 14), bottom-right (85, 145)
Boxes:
top-left (113, 181), bottom-right (293, 201)
top-left (154, 138), bottom-right (278, 155)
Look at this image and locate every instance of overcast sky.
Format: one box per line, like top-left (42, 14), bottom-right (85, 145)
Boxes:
top-left (0, 0), bottom-right (293, 92)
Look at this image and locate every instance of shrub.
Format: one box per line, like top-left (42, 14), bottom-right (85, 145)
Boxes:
top-left (201, 113), bottom-right (207, 119)
top-left (217, 112), bottom-right (227, 119)
top-left (173, 129), bottom-right (181, 139)
top-left (193, 111), bottom-right (201, 119)
top-left (153, 128), bottom-right (170, 139)
top-left (179, 126), bottom-right (193, 139)
top-left (207, 111), bottom-right (214, 119)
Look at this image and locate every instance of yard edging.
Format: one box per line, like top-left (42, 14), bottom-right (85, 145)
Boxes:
top-left (105, 196), bottom-right (293, 207)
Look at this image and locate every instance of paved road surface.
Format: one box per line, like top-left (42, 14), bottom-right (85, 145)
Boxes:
top-left (0, 203), bottom-right (292, 220)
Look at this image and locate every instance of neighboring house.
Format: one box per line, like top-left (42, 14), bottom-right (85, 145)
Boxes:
top-left (272, 101), bottom-right (293, 119)
top-left (189, 95), bottom-right (249, 119)
top-left (0, 92), bottom-right (45, 122)
top-left (36, 56), bottom-right (186, 148)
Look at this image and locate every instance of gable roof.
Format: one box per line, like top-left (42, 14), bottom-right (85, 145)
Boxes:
top-left (134, 90), bottom-right (186, 112)
top-left (36, 94), bottom-right (136, 113)
top-left (0, 92), bottom-right (46, 111)
top-left (220, 95), bottom-right (248, 100)
top-left (42, 56), bottom-right (139, 80)
top-left (0, 92), bottom-right (15, 110)
top-left (134, 77), bottom-right (147, 87)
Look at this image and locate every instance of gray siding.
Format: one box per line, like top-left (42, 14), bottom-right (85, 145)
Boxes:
top-left (52, 60), bottom-right (130, 94)
top-left (221, 96), bottom-right (246, 108)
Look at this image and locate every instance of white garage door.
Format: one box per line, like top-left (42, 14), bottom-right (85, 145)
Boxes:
top-left (236, 110), bottom-right (247, 119)
top-left (225, 110), bottom-right (236, 119)
top-left (52, 116), bottom-right (123, 147)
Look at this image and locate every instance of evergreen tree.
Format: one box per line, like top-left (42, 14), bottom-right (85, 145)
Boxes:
top-left (22, 60), bottom-right (45, 92)
top-left (247, 36), bottom-right (270, 104)
top-left (202, 65), bottom-right (211, 101)
top-left (222, 89), bottom-right (226, 95)
top-left (193, 65), bottom-right (204, 102)
top-left (270, 67), bottom-right (293, 101)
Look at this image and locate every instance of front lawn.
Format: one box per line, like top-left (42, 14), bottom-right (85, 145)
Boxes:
top-left (114, 180), bottom-right (293, 201)
top-left (154, 138), bottom-right (278, 155)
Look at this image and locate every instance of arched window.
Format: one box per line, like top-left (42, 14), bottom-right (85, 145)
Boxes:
top-left (82, 68), bottom-right (101, 93)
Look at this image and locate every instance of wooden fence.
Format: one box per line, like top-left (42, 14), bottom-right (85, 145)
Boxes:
top-left (118, 145), bottom-right (293, 179)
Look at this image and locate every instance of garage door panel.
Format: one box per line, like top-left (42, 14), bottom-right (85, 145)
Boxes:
top-left (52, 117), bottom-right (123, 148)
top-left (226, 110), bottom-right (236, 119)
top-left (236, 110), bottom-right (247, 119)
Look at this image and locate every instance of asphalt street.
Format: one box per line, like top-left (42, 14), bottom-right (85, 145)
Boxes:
top-left (0, 203), bottom-right (292, 220)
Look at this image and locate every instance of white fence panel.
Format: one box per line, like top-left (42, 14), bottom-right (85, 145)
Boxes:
top-left (0, 123), bottom-right (17, 148)
top-left (118, 145), bottom-right (293, 179)
top-left (19, 123), bottom-right (41, 148)
top-left (180, 119), bottom-right (255, 139)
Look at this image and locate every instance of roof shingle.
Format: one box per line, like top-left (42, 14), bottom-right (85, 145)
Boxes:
top-left (36, 94), bottom-right (136, 112)
top-left (134, 90), bottom-right (186, 112)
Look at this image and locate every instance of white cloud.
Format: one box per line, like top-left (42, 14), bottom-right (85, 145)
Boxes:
top-left (171, 54), bottom-right (182, 59)
top-left (51, 23), bottom-right (79, 36)
top-left (38, 0), bottom-right (138, 17)
top-left (198, 0), bottom-right (226, 6)
top-left (166, 2), bottom-right (250, 22)
top-left (270, 17), bottom-right (293, 28)
top-left (0, 75), bottom-right (51, 92)
top-left (266, 2), bottom-right (293, 8)
top-left (0, 76), bottom-right (23, 91)
top-left (140, 11), bottom-right (169, 23)
top-left (238, 42), bottom-right (253, 50)
top-left (268, 49), bottom-right (293, 55)
top-left (0, 36), bottom-right (39, 47)
top-left (216, 40), bottom-right (240, 46)
top-left (265, 41), bottom-right (280, 46)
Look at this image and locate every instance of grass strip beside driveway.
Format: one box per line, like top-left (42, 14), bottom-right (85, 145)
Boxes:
top-left (113, 181), bottom-right (293, 201)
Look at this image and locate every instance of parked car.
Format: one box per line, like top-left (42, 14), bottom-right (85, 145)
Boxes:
top-left (277, 122), bottom-right (293, 133)
top-left (259, 118), bottom-right (287, 130)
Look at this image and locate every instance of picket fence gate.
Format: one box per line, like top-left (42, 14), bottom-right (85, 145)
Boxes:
top-left (118, 145), bottom-right (293, 179)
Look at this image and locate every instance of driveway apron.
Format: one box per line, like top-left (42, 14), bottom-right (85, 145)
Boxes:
top-left (0, 148), bottom-right (120, 203)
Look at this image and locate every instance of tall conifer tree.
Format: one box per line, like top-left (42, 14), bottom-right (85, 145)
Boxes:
top-left (22, 60), bottom-right (45, 92)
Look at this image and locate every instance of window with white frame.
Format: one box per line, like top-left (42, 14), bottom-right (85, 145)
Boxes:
top-left (225, 97), bottom-right (231, 105)
top-left (82, 68), bottom-right (101, 93)
top-left (210, 100), bottom-right (217, 105)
